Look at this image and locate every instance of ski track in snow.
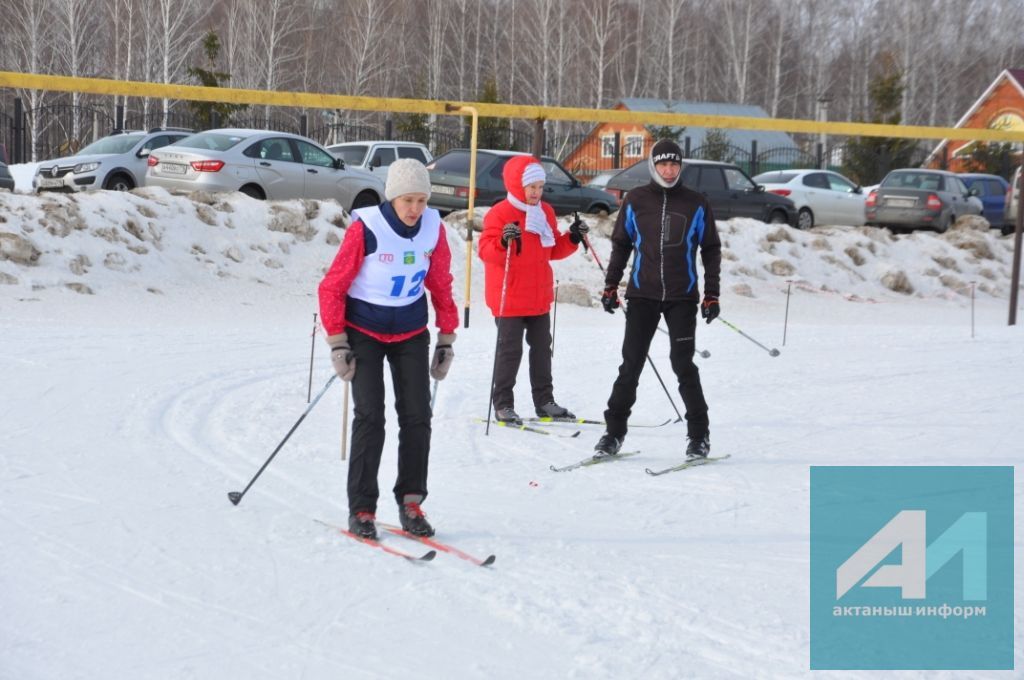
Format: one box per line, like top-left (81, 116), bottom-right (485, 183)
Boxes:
top-left (2, 213), bottom-right (1024, 678)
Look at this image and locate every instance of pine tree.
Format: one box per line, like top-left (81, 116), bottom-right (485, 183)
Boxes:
top-left (701, 128), bottom-right (735, 162)
top-left (842, 55), bottom-right (918, 185)
top-left (477, 79), bottom-right (512, 150)
top-left (186, 32), bottom-right (247, 130)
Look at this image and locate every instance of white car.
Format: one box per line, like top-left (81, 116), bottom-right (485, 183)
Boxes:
top-left (147, 128), bottom-right (385, 211)
top-left (34, 128), bottom-right (192, 193)
top-left (326, 141), bottom-right (432, 174)
top-left (753, 169), bottom-right (868, 229)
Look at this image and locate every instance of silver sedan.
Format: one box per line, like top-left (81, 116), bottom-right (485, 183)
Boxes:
top-left (146, 128), bottom-right (385, 211)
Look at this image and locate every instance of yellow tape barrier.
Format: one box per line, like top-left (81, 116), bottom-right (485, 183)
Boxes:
top-left (3, 71), bottom-right (1024, 143)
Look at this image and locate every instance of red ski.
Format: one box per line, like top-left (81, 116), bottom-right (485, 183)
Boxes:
top-left (315, 520), bottom-right (436, 562)
top-left (378, 523), bottom-right (496, 567)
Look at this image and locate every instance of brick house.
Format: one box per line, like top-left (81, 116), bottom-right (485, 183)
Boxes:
top-left (561, 98), bottom-right (800, 178)
top-left (926, 68), bottom-right (1024, 171)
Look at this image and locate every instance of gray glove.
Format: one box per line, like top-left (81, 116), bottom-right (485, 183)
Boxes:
top-left (328, 332), bottom-right (356, 381)
top-left (430, 333), bottom-right (456, 380)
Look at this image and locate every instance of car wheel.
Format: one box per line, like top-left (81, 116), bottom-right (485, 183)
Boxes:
top-left (239, 184), bottom-right (265, 200)
top-left (1001, 223), bottom-right (1014, 236)
top-left (797, 207), bottom-right (814, 230)
top-left (105, 173), bottom-right (135, 191)
top-left (587, 203), bottom-right (610, 217)
top-left (935, 213), bottom-right (952, 234)
top-left (351, 190), bottom-right (379, 210)
top-left (768, 209), bottom-right (789, 225)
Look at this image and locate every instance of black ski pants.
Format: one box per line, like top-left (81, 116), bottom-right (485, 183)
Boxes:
top-left (603, 298), bottom-right (709, 440)
top-left (347, 328), bottom-right (431, 514)
top-left (491, 313), bottom-right (554, 411)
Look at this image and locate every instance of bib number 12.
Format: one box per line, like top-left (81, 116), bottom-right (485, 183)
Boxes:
top-left (390, 270), bottom-right (426, 297)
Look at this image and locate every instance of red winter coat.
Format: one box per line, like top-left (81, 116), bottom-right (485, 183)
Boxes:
top-left (478, 155), bottom-right (578, 317)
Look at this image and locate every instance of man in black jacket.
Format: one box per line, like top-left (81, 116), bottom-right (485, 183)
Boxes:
top-left (595, 139), bottom-right (722, 459)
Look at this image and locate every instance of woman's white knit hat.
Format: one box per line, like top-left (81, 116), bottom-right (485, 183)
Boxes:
top-left (385, 158), bottom-right (432, 200)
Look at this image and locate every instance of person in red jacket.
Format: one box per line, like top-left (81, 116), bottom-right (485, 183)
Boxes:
top-left (318, 158), bottom-right (458, 540)
top-left (478, 154), bottom-right (589, 424)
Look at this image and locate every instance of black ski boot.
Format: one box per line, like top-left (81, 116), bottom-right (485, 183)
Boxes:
top-left (593, 432), bottom-right (623, 459)
top-left (685, 434), bottom-right (710, 459)
top-left (535, 401), bottom-right (576, 420)
top-left (348, 510), bottom-right (378, 540)
top-left (399, 496), bottom-right (435, 537)
top-left (495, 407), bottom-right (522, 425)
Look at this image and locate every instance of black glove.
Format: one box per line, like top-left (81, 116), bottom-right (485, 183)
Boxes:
top-left (501, 223), bottom-right (522, 255)
top-left (568, 212), bottom-right (589, 250)
top-left (701, 296), bottom-right (720, 324)
top-left (601, 286), bottom-right (620, 314)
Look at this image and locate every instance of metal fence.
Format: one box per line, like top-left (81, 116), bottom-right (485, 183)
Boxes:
top-left (0, 95), bottom-right (959, 186)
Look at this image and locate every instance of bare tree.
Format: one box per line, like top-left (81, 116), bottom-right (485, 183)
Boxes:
top-left (2, 0), bottom-right (58, 159)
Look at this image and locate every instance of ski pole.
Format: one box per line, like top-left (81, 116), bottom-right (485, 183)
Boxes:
top-left (430, 378), bottom-right (439, 411)
top-left (717, 317), bottom-right (781, 357)
top-left (485, 241), bottom-right (515, 435)
top-left (228, 374), bottom-right (338, 506)
top-left (551, 279), bottom-right (558, 357)
top-left (656, 325), bottom-right (710, 357)
top-left (341, 381), bottom-right (350, 461)
top-left (584, 233), bottom-right (688, 419)
top-left (307, 313), bottom-right (318, 403)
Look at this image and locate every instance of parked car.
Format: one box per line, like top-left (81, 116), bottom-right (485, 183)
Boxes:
top-left (1002, 166), bottom-right (1021, 235)
top-left (33, 128), bottom-right (192, 193)
top-left (585, 169), bottom-right (621, 192)
top-left (752, 169), bottom-right (866, 229)
top-left (605, 159), bottom-right (797, 226)
top-left (958, 173), bottom-right (1011, 233)
top-left (146, 128), bottom-right (385, 211)
top-left (0, 161), bottom-right (14, 191)
top-left (426, 149), bottom-right (618, 216)
top-left (865, 169), bottom-right (982, 233)
top-left (326, 141), bottom-right (432, 174)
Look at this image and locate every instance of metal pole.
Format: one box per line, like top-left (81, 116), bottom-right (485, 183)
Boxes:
top-left (447, 104), bottom-right (479, 329)
top-left (783, 280), bottom-right (792, 346)
top-left (551, 279), bottom-right (558, 357)
top-left (307, 313), bottom-right (317, 403)
top-left (971, 281), bottom-right (975, 339)
top-left (1009, 165), bottom-right (1023, 326)
top-left (340, 381), bottom-right (350, 461)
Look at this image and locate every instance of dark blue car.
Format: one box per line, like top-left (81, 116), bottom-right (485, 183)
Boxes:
top-left (958, 173), bottom-right (1011, 233)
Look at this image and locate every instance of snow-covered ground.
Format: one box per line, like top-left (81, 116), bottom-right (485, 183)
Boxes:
top-left (1, 181), bottom-right (1022, 679)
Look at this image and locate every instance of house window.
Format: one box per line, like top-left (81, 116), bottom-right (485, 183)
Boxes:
top-left (600, 134), bottom-right (616, 159)
top-left (624, 135), bottom-right (644, 158)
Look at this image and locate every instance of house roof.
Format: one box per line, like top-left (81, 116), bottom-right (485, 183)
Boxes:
top-left (925, 68), bottom-right (1024, 163)
top-left (616, 98), bottom-right (799, 150)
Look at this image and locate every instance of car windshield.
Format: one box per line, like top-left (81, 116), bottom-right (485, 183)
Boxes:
top-left (881, 172), bottom-right (942, 190)
top-left (754, 172), bottom-right (797, 183)
top-left (173, 132), bottom-right (248, 152)
top-left (428, 151), bottom-right (473, 173)
top-left (77, 134), bottom-right (146, 156)
top-left (330, 145), bottom-right (367, 165)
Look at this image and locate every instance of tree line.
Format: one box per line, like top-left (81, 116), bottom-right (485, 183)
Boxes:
top-left (2, 0), bottom-right (1023, 147)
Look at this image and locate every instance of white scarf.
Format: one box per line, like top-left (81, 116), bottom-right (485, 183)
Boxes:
top-left (506, 193), bottom-right (554, 247)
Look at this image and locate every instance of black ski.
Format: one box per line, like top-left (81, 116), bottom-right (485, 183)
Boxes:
top-left (523, 416), bottom-right (675, 428)
top-left (644, 454), bottom-right (732, 476)
top-left (474, 418), bottom-right (580, 437)
top-left (549, 450), bottom-right (641, 472)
